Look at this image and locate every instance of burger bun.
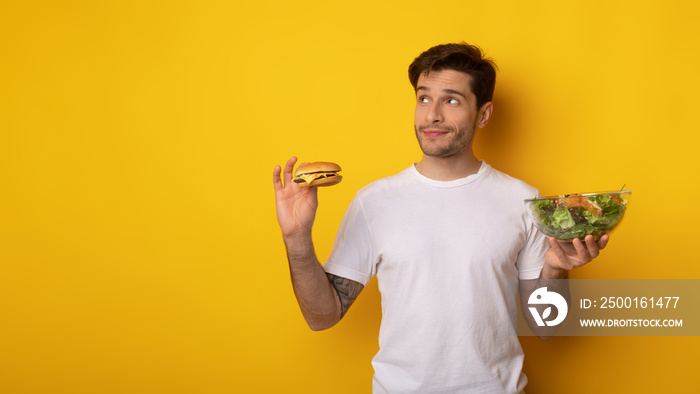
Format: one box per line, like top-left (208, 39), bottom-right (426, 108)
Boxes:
top-left (294, 162), bottom-right (342, 176)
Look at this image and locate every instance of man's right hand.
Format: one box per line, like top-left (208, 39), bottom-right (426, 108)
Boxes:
top-left (273, 156), bottom-right (319, 239)
top-left (273, 156), bottom-right (363, 331)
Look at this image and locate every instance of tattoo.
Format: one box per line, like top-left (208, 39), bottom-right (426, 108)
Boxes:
top-left (326, 273), bottom-right (364, 319)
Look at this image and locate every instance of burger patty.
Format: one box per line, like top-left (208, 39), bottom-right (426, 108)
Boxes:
top-left (294, 172), bottom-right (337, 183)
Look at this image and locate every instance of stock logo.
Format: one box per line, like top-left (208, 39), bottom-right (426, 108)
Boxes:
top-left (528, 287), bottom-right (568, 327)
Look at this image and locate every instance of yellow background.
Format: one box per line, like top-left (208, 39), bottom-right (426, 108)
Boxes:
top-left (1, 0), bottom-right (698, 392)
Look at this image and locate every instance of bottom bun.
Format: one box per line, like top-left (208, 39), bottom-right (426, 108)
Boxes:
top-left (309, 175), bottom-right (342, 187)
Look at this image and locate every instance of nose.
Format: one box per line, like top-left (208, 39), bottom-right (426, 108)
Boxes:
top-left (426, 102), bottom-right (443, 123)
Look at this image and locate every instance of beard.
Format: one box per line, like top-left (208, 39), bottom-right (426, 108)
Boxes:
top-left (414, 123), bottom-right (476, 158)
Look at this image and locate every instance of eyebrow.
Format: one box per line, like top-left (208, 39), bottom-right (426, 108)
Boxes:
top-left (416, 86), bottom-right (468, 99)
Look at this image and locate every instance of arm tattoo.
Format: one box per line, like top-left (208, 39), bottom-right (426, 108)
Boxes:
top-left (326, 273), bottom-right (364, 319)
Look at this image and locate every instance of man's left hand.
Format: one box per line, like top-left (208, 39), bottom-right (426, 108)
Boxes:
top-left (544, 234), bottom-right (609, 273)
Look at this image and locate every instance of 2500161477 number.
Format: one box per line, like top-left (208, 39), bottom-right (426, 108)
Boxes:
top-left (600, 297), bottom-right (679, 309)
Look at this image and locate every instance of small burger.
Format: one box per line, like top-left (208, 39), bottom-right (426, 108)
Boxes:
top-left (293, 162), bottom-right (343, 187)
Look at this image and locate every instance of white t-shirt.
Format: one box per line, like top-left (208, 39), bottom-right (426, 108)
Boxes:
top-left (323, 162), bottom-right (549, 394)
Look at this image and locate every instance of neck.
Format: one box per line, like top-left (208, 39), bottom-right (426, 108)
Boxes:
top-left (415, 149), bottom-right (482, 181)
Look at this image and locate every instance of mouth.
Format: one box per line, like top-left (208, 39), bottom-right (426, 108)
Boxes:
top-left (421, 128), bottom-right (450, 138)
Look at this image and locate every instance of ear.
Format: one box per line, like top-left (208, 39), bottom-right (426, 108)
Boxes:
top-left (476, 102), bottom-right (493, 128)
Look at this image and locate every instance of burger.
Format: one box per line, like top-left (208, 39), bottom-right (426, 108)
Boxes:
top-left (293, 162), bottom-right (343, 187)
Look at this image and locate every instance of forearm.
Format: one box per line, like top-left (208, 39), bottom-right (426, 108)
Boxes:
top-left (283, 233), bottom-right (340, 331)
top-left (539, 262), bottom-right (569, 279)
top-left (517, 261), bottom-right (571, 339)
top-left (519, 235), bottom-right (605, 338)
top-left (519, 276), bottom-right (571, 339)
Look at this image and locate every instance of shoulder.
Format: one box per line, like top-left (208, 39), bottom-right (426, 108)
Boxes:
top-left (355, 166), bottom-right (416, 200)
top-left (482, 164), bottom-right (541, 200)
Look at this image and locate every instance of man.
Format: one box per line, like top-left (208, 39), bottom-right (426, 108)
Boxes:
top-left (272, 42), bottom-right (607, 393)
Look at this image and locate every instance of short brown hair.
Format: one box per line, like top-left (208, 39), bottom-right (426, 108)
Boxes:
top-left (408, 42), bottom-right (497, 109)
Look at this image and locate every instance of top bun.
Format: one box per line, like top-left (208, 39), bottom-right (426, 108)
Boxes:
top-left (295, 161), bottom-right (342, 176)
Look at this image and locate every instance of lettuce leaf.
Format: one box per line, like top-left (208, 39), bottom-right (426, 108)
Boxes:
top-left (551, 207), bottom-right (575, 230)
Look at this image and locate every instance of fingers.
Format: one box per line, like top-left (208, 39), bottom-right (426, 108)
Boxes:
top-left (582, 235), bottom-right (600, 259)
top-left (283, 156), bottom-right (298, 186)
top-left (273, 165), bottom-right (282, 192)
top-left (548, 237), bottom-right (568, 269)
top-left (551, 238), bottom-right (576, 255)
top-left (572, 237), bottom-right (591, 261)
top-left (571, 235), bottom-right (603, 264)
top-left (274, 157), bottom-right (300, 191)
top-left (548, 234), bottom-right (610, 272)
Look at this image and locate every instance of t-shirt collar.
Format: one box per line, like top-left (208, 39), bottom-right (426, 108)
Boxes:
top-left (408, 160), bottom-right (490, 188)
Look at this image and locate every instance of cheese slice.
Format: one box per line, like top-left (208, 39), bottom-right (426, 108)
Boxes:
top-left (297, 173), bottom-right (336, 184)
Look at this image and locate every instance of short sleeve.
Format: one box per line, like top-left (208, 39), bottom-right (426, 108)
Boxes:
top-left (323, 195), bottom-right (377, 286)
top-left (516, 212), bottom-right (549, 280)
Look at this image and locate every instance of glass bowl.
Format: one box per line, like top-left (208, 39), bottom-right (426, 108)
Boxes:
top-left (524, 191), bottom-right (631, 241)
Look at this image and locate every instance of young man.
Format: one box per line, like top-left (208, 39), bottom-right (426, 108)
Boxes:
top-left (272, 42), bottom-right (607, 393)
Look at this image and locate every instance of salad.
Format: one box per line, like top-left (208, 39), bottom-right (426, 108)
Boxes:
top-left (526, 191), bottom-right (631, 241)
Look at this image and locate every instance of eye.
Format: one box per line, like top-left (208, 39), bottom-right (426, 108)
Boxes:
top-left (446, 98), bottom-right (459, 104)
top-left (418, 96), bottom-right (429, 103)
